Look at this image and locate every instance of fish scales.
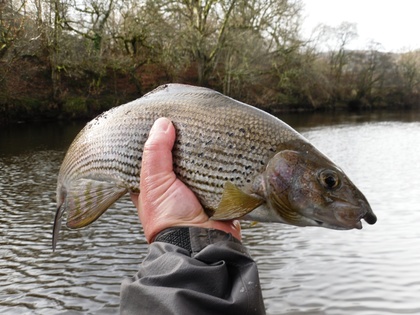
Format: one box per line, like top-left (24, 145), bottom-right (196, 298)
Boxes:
top-left (54, 83), bottom-right (376, 249)
top-left (58, 84), bottom-right (299, 212)
top-left (155, 94), bottom-right (295, 209)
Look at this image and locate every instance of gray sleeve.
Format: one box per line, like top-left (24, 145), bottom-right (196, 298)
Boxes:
top-left (120, 227), bottom-right (266, 315)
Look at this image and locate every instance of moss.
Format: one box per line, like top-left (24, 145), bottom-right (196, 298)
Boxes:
top-left (62, 97), bottom-right (88, 119)
top-left (2, 98), bottom-right (47, 122)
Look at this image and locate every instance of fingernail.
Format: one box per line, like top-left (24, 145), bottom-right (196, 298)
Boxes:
top-left (150, 117), bottom-right (171, 135)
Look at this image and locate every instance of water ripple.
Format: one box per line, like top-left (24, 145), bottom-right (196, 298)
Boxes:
top-left (1, 118), bottom-right (420, 314)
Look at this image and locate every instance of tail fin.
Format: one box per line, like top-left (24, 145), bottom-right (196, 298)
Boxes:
top-left (52, 187), bottom-right (67, 251)
top-left (52, 179), bottom-right (127, 251)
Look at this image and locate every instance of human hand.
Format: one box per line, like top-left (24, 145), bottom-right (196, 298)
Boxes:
top-left (131, 117), bottom-right (241, 243)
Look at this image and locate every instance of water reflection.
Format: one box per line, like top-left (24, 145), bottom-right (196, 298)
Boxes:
top-left (0, 150), bottom-right (147, 314)
top-left (245, 115), bottom-right (420, 315)
top-left (280, 109), bottom-right (420, 130)
top-left (0, 121), bottom-right (84, 156)
top-left (1, 111), bottom-right (420, 314)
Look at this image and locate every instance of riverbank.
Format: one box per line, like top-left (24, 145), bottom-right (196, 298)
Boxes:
top-left (1, 54), bottom-right (419, 127)
top-left (1, 95), bottom-right (416, 127)
top-left (2, 0), bottom-right (420, 127)
top-left (1, 68), bottom-right (416, 127)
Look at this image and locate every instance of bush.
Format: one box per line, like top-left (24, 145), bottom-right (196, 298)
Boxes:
top-left (62, 97), bottom-right (88, 119)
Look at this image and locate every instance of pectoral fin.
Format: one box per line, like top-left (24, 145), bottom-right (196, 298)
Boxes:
top-left (211, 182), bottom-right (264, 220)
top-left (270, 190), bottom-right (301, 225)
top-left (64, 178), bottom-right (127, 228)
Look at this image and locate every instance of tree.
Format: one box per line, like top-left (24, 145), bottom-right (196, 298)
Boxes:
top-left (32, 0), bottom-right (64, 102)
top-left (314, 22), bottom-right (358, 103)
top-left (0, 0), bottom-right (27, 58)
top-left (222, 0), bottom-right (304, 100)
top-left (60, 0), bottom-right (115, 54)
top-left (154, 0), bottom-right (238, 86)
top-left (110, 0), bottom-right (180, 93)
top-left (395, 50), bottom-right (420, 107)
top-left (347, 42), bottom-right (395, 108)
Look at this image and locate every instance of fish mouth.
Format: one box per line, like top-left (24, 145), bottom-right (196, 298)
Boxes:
top-left (310, 201), bottom-right (377, 230)
top-left (362, 211), bottom-right (377, 225)
top-left (284, 212), bottom-right (361, 230)
top-left (313, 218), bottom-right (362, 230)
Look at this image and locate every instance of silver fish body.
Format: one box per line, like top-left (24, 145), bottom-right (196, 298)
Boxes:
top-left (53, 84), bottom-right (376, 248)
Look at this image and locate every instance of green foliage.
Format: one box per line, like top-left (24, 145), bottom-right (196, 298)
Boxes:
top-left (62, 97), bottom-right (88, 118)
top-left (1, 0), bottom-right (419, 125)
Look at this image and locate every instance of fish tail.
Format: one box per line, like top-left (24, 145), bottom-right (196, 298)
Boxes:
top-left (52, 179), bottom-right (128, 250)
top-left (52, 187), bottom-right (67, 251)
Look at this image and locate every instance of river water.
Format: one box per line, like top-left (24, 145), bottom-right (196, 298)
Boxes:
top-left (1, 110), bottom-right (419, 314)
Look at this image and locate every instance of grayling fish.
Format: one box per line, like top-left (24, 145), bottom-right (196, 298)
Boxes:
top-left (53, 84), bottom-right (376, 249)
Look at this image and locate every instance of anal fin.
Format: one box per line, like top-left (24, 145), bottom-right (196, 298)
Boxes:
top-left (65, 178), bottom-right (127, 228)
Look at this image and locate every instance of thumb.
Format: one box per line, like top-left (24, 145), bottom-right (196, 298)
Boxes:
top-left (147, 117), bottom-right (174, 146)
top-left (141, 117), bottom-right (176, 181)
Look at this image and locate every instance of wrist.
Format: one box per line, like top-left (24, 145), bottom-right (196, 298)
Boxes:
top-left (145, 220), bottom-right (241, 243)
top-left (154, 226), bottom-right (242, 254)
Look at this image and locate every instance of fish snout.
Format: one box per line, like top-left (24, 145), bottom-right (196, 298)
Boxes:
top-left (357, 198), bottom-right (377, 226)
top-left (329, 198), bottom-right (376, 230)
top-left (362, 209), bottom-right (377, 225)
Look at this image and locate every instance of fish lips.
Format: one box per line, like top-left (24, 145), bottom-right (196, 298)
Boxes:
top-left (311, 200), bottom-right (377, 230)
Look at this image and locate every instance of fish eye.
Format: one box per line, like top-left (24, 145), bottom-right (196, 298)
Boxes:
top-left (319, 170), bottom-right (340, 190)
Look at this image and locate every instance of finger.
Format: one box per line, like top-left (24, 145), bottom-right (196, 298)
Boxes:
top-left (141, 118), bottom-right (176, 182)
